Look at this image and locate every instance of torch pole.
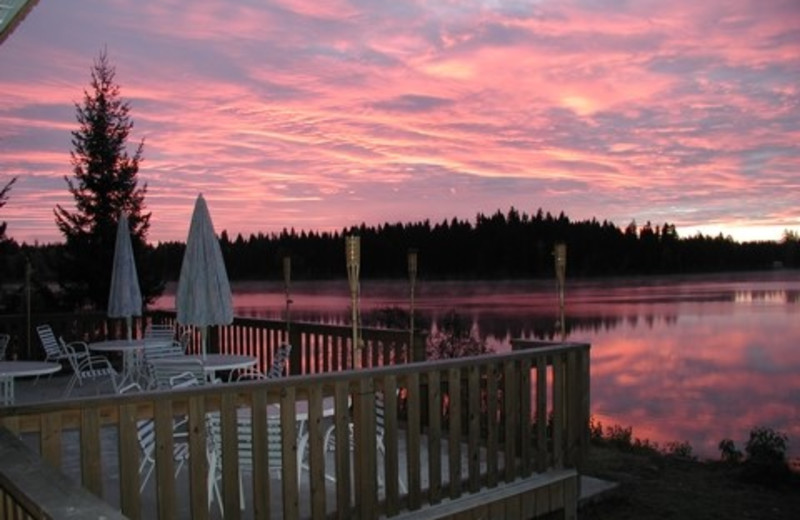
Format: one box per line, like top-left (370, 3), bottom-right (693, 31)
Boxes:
top-left (408, 249), bottom-right (417, 358)
top-left (345, 236), bottom-right (361, 369)
top-left (26, 258), bottom-right (31, 359)
top-left (283, 256), bottom-right (292, 342)
top-left (554, 243), bottom-right (567, 342)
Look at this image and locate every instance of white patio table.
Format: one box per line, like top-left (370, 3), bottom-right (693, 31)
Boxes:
top-left (183, 354), bottom-right (257, 381)
top-left (89, 338), bottom-right (171, 387)
top-left (0, 361), bottom-right (62, 405)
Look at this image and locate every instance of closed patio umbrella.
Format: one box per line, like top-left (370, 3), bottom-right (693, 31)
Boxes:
top-left (176, 194), bottom-right (233, 356)
top-left (108, 212), bottom-right (142, 340)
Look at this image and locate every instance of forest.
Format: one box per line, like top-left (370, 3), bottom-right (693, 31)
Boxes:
top-left (3, 207), bottom-right (795, 287)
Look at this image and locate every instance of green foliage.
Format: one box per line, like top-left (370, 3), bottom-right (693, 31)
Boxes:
top-left (54, 49), bottom-right (162, 310)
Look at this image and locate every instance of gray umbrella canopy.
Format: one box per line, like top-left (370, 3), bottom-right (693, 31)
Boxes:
top-left (107, 212), bottom-right (142, 340)
top-left (176, 194), bottom-right (233, 354)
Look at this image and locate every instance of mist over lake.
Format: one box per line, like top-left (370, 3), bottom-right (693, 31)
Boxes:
top-left (155, 271), bottom-right (800, 459)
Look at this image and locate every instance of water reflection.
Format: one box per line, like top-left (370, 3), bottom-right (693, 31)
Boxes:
top-left (155, 272), bottom-right (800, 459)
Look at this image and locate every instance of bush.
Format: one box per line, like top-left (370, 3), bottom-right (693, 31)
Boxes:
top-left (718, 438), bottom-right (743, 463)
top-left (663, 440), bottom-right (695, 460)
top-left (426, 310), bottom-right (491, 359)
top-left (741, 427), bottom-right (791, 486)
top-left (745, 426), bottom-right (788, 464)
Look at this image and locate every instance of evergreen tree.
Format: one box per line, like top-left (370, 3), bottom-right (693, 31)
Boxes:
top-left (54, 49), bottom-right (162, 310)
top-left (0, 177), bottom-right (17, 243)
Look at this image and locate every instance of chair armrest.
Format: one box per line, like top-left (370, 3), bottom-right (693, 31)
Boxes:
top-left (77, 355), bottom-right (116, 372)
top-left (62, 339), bottom-right (90, 357)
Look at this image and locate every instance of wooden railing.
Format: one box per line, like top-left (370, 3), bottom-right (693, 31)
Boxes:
top-left (0, 311), bottom-right (426, 375)
top-left (0, 342), bottom-right (589, 520)
top-left (0, 427), bottom-right (126, 519)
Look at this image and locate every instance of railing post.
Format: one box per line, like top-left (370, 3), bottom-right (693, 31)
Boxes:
top-left (207, 325), bottom-right (220, 354)
top-left (411, 331), bottom-right (427, 363)
top-left (289, 327), bottom-right (302, 375)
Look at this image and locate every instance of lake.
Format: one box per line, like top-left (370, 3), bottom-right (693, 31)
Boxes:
top-left (154, 270), bottom-right (800, 460)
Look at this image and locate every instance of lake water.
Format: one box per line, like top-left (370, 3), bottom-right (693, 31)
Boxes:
top-left (155, 271), bottom-right (800, 460)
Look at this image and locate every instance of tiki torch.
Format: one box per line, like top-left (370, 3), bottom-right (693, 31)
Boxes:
top-left (408, 249), bottom-right (418, 357)
top-left (554, 242), bottom-right (567, 342)
top-left (345, 236), bottom-right (361, 369)
top-left (283, 255), bottom-right (292, 341)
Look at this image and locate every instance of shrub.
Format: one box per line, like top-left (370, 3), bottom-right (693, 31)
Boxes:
top-left (745, 426), bottom-right (788, 464)
top-left (741, 427), bottom-right (791, 486)
top-left (589, 417), bottom-right (604, 443)
top-left (718, 438), bottom-right (743, 463)
top-left (663, 440), bottom-right (695, 460)
top-left (426, 310), bottom-right (491, 359)
top-left (605, 424), bottom-right (634, 451)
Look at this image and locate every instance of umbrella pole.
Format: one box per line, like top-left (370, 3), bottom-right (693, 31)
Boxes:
top-left (126, 316), bottom-right (132, 341)
top-left (201, 326), bottom-right (208, 358)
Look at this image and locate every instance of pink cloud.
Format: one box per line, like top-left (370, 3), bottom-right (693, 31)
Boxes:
top-left (0, 0), bottom-right (798, 243)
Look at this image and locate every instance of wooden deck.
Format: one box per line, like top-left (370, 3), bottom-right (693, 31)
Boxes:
top-left (0, 327), bottom-right (591, 519)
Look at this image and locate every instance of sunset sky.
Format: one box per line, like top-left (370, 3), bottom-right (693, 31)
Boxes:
top-left (1, 0), bottom-right (798, 245)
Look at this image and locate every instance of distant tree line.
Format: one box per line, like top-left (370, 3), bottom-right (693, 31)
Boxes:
top-left (155, 207), bottom-right (797, 281)
top-left (1, 207), bottom-right (798, 311)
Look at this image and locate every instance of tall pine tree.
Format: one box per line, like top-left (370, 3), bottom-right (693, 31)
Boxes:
top-left (55, 49), bottom-right (162, 310)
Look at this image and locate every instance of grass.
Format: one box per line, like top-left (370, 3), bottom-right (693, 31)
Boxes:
top-left (579, 424), bottom-right (800, 519)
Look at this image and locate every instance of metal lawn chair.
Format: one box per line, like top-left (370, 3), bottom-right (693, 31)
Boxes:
top-left (119, 383), bottom-right (191, 492)
top-left (35, 324), bottom-right (88, 383)
top-left (234, 343), bottom-right (292, 382)
top-left (148, 357), bottom-right (208, 389)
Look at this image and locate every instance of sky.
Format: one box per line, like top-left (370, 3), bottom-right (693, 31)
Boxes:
top-left (1, 0), bottom-right (799, 245)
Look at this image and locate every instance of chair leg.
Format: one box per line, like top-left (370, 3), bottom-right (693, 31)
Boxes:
top-left (140, 461), bottom-right (154, 493)
top-left (377, 441), bottom-right (407, 493)
top-left (207, 449), bottom-right (224, 517)
top-left (63, 375), bottom-right (79, 397)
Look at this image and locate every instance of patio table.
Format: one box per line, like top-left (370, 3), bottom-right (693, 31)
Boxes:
top-left (0, 361), bottom-right (62, 405)
top-left (89, 338), bottom-right (171, 387)
top-left (183, 354), bottom-right (258, 381)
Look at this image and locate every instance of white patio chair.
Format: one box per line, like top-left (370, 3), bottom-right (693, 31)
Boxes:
top-left (267, 343), bottom-right (291, 378)
top-left (141, 336), bottom-right (185, 389)
top-left (234, 343), bottom-right (292, 381)
top-left (0, 333), bottom-right (10, 360)
top-left (322, 390), bottom-right (406, 492)
top-left (145, 323), bottom-right (175, 342)
top-left (35, 324), bottom-right (88, 383)
top-left (119, 383), bottom-right (191, 492)
top-left (148, 357), bottom-right (207, 390)
top-left (61, 339), bottom-right (119, 397)
top-left (206, 408), bottom-right (293, 513)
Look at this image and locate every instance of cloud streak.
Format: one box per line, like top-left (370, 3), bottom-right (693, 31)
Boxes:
top-left (0, 0), bottom-right (798, 243)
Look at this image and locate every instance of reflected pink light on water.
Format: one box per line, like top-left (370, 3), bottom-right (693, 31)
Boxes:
top-left (588, 302), bottom-right (800, 457)
top-left (155, 275), bottom-right (800, 459)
